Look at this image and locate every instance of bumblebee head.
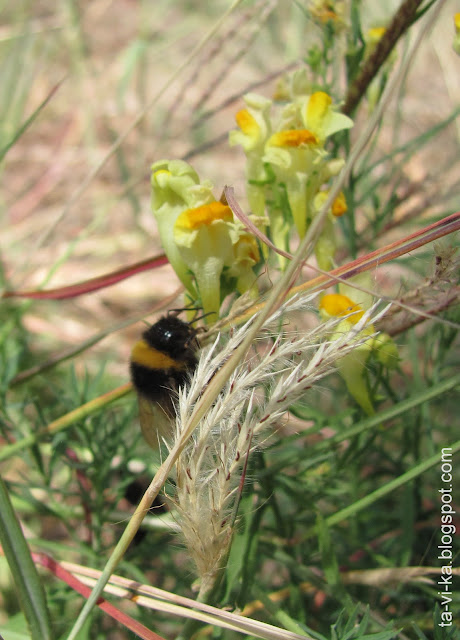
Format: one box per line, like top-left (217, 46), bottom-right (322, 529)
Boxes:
top-left (142, 316), bottom-right (199, 362)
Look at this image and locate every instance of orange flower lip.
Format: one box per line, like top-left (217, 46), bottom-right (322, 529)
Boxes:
top-left (332, 192), bottom-right (347, 217)
top-left (268, 129), bottom-right (319, 147)
top-left (176, 201), bottom-right (233, 230)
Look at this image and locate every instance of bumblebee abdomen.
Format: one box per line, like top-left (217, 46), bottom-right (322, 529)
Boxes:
top-left (130, 359), bottom-right (190, 402)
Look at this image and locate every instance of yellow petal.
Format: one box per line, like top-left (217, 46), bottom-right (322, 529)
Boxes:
top-left (306, 92), bottom-right (332, 131)
top-left (235, 109), bottom-right (260, 137)
top-left (320, 293), bottom-right (364, 323)
top-left (302, 92), bottom-right (353, 139)
top-left (367, 26), bottom-right (386, 43)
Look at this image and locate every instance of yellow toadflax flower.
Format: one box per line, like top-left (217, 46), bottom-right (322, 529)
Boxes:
top-left (174, 202), bottom-right (260, 317)
top-left (312, 189), bottom-right (348, 271)
top-left (264, 126), bottom-right (320, 241)
top-left (364, 26), bottom-right (398, 109)
top-left (320, 292), bottom-right (376, 415)
top-left (308, 0), bottom-right (346, 31)
top-left (229, 93), bottom-right (271, 153)
top-left (230, 85), bottom-right (353, 269)
top-left (320, 281), bottom-right (399, 415)
top-left (367, 26), bottom-right (387, 46)
top-left (263, 91), bottom-right (352, 241)
top-left (453, 13), bottom-right (460, 55)
top-left (455, 12), bottom-right (460, 32)
top-left (173, 201), bottom-right (234, 317)
top-left (151, 159), bottom-right (260, 318)
top-left (151, 159), bottom-right (213, 297)
top-left (229, 93), bottom-right (272, 219)
top-left (331, 191), bottom-right (347, 217)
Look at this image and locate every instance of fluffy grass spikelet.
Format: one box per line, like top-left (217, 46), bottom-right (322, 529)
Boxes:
top-left (168, 294), bottom-right (388, 590)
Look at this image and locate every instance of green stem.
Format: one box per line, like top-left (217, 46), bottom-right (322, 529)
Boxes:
top-left (302, 438), bottom-right (460, 541)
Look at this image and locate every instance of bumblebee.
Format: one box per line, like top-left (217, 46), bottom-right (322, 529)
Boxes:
top-left (130, 315), bottom-right (199, 448)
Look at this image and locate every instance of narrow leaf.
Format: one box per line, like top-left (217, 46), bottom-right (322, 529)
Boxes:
top-left (0, 80), bottom-right (63, 163)
top-left (0, 477), bottom-right (52, 640)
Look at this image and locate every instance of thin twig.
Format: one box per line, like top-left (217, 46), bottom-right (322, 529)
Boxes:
top-left (342, 0), bottom-right (425, 115)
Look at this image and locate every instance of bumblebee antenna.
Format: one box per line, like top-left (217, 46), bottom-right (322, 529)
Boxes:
top-left (190, 311), bottom-right (216, 325)
top-left (168, 306), bottom-right (216, 326)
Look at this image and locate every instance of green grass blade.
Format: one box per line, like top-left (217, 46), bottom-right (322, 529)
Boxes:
top-left (0, 80), bottom-right (62, 163)
top-left (324, 438), bottom-right (460, 528)
top-left (0, 476), bottom-right (53, 640)
top-left (318, 373), bottom-right (460, 451)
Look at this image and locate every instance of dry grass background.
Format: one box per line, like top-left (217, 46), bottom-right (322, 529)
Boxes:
top-left (1, 2), bottom-right (459, 638)
top-left (1, 0), bottom-right (458, 385)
